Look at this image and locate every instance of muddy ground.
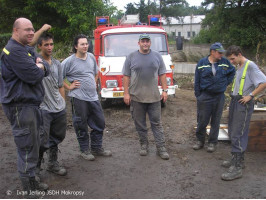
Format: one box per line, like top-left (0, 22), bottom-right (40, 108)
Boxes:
top-left (0, 88), bottom-right (266, 199)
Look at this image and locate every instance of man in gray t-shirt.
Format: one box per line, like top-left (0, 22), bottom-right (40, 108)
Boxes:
top-left (62, 34), bottom-right (111, 161)
top-left (122, 33), bottom-right (169, 160)
top-left (221, 45), bottom-right (266, 181)
top-left (37, 33), bottom-right (67, 177)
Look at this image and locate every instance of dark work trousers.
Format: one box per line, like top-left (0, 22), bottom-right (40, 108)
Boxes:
top-left (196, 92), bottom-right (225, 144)
top-left (40, 109), bottom-right (67, 151)
top-left (2, 104), bottom-right (42, 178)
top-left (71, 97), bottom-right (105, 152)
top-left (228, 96), bottom-right (254, 153)
top-left (130, 100), bottom-right (165, 148)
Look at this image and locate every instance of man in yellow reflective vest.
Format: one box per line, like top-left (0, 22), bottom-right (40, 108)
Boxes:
top-left (221, 45), bottom-right (266, 181)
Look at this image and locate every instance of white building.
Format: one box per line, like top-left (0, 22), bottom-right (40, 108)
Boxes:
top-left (162, 15), bottom-right (205, 40)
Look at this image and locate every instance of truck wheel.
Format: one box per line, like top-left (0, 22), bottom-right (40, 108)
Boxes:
top-left (100, 99), bottom-right (112, 109)
top-left (161, 99), bottom-right (166, 108)
top-left (97, 80), bottom-right (112, 109)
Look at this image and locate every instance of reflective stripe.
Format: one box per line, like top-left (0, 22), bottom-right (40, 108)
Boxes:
top-left (3, 48), bottom-right (10, 55)
top-left (231, 60), bottom-right (250, 95)
top-left (218, 64), bottom-right (229, 68)
top-left (28, 53), bottom-right (31, 57)
top-left (198, 65), bottom-right (211, 69)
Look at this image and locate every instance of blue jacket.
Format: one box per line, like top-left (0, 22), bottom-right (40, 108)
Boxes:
top-left (0, 38), bottom-right (49, 106)
top-left (194, 56), bottom-right (235, 97)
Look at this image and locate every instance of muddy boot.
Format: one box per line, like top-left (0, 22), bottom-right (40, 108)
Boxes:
top-left (91, 148), bottom-right (112, 157)
top-left (47, 147), bottom-right (67, 176)
top-left (193, 141), bottom-right (204, 150)
top-left (29, 176), bottom-right (49, 191)
top-left (222, 152), bottom-right (245, 169)
top-left (156, 146), bottom-right (169, 160)
top-left (207, 143), bottom-right (216, 153)
top-left (80, 150), bottom-right (95, 161)
top-left (139, 144), bottom-right (148, 156)
top-left (221, 152), bottom-right (243, 181)
top-left (20, 177), bottom-right (38, 199)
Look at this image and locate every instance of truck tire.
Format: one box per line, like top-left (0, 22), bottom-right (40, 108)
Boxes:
top-left (97, 80), bottom-right (111, 109)
top-left (161, 99), bottom-right (166, 108)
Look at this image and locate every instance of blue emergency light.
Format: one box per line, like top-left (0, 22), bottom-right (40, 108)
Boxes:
top-left (150, 17), bottom-right (159, 22)
top-left (98, 18), bottom-right (108, 24)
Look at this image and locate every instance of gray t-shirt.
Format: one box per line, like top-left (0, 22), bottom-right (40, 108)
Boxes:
top-left (62, 53), bottom-right (98, 101)
top-left (122, 50), bottom-right (166, 103)
top-left (40, 57), bottom-right (66, 113)
top-left (232, 60), bottom-right (266, 96)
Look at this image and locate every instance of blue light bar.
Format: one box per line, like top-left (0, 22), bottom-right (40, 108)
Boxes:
top-left (150, 17), bottom-right (159, 22)
top-left (98, 18), bottom-right (108, 24)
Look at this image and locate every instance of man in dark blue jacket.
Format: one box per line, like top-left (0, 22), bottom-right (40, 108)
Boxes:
top-left (0, 18), bottom-right (49, 196)
top-left (193, 42), bottom-right (235, 152)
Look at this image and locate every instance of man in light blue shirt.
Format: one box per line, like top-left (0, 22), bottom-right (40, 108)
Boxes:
top-left (62, 34), bottom-right (111, 161)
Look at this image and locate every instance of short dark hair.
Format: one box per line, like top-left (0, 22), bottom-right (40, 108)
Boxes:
top-left (72, 34), bottom-right (88, 53)
top-left (37, 32), bottom-right (54, 46)
top-left (225, 45), bottom-right (243, 57)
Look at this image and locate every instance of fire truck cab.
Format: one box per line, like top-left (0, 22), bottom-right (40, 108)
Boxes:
top-left (94, 15), bottom-right (177, 107)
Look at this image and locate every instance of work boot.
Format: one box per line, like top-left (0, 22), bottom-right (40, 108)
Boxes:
top-left (91, 148), bottom-right (112, 157)
top-left (139, 144), bottom-right (148, 156)
top-left (47, 147), bottom-right (67, 176)
top-left (207, 143), bottom-right (216, 153)
top-left (80, 150), bottom-right (95, 161)
top-left (221, 152), bottom-right (243, 181)
top-left (157, 146), bottom-right (169, 160)
top-left (193, 141), bottom-right (204, 150)
top-left (221, 152), bottom-right (245, 169)
top-left (29, 177), bottom-right (49, 191)
top-left (20, 177), bottom-right (37, 199)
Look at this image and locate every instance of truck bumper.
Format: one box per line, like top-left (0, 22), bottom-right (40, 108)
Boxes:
top-left (100, 85), bottom-right (178, 99)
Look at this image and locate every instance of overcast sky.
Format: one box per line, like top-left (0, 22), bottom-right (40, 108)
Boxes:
top-left (110, 0), bottom-right (203, 11)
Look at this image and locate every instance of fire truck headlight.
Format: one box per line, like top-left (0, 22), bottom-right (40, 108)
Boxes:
top-left (166, 77), bottom-right (171, 86)
top-left (106, 80), bottom-right (118, 88)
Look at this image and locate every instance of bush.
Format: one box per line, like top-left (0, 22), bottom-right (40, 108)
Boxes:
top-left (0, 33), bottom-right (12, 49)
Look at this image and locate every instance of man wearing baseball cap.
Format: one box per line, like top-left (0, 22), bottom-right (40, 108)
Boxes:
top-left (122, 33), bottom-right (169, 160)
top-left (193, 42), bottom-right (235, 152)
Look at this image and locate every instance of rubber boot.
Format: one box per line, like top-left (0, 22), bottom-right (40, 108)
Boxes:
top-left (20, 177), bottom-right (38, 199)
top-left (221, 152), bottom-right (245, 169)
top-left (156, 146), bottom-right (170, 160)
top-left (221, 152), bottom-right (243, 181)
top-left (47, 147), bottom-right (67, 176)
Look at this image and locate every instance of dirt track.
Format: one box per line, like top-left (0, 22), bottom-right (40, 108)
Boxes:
top-left (0, 88), bottom-right (266, 199)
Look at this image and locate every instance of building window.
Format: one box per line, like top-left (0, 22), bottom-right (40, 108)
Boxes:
top-left (178, 32), bottom-right (181, 37)
top-left (192, 31), bottom-right (196, 37)
top-left (187, 31), bottom-right (191, 38)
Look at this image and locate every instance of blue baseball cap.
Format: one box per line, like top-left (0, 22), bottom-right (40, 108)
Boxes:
top-left (210, 42), bottom-right (225, 53)
top-left (139, 34), bottom-right (150, 40)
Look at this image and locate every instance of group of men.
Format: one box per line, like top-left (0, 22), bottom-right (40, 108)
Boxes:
top-left (0, 17), bottom-right (266, 198)
top-left (193, 42), bottom-right (266, 181)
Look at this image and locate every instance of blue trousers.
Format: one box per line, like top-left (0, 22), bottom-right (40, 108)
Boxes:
top-left (130, 100), bottom-right (165, 147)
top-left (228, 96), bottom-right (254, 153)
top-left (40, 109), bottom-right (67, 151)
top-left (71, 98), bottom-right (105, 152)
top-left (196, 92), bottom-right (225, 144)
top-left (2, 104), bottom-right (41, 178)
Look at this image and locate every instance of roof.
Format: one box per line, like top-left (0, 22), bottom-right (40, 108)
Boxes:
top-left (162, 15), bottom-right (205, 25)
top-left (101, 27), bottom-right (166, 35)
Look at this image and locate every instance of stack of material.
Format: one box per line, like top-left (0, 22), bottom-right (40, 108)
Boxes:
top-left (247, 110), bottom-right (266, 152)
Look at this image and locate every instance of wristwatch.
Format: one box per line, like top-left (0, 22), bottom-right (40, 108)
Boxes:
top-left (249, 92), bottom-right (254, 99)
top-left (162, 89), bottom-right (168, 93)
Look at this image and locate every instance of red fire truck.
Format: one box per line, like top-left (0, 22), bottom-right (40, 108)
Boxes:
top-left (94, 14), bottom-right (177, 107)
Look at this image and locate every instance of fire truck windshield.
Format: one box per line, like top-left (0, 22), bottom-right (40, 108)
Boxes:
top-left (104, 33), bottom-right (168, 57)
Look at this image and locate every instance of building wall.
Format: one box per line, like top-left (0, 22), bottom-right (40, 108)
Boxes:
top-left (163, 24), bottom-right (202, 40)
